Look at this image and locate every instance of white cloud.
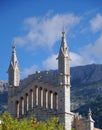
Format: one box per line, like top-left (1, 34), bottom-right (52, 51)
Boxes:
top-left (42, 32), bottom-right (102, 69)
top-left (79, 34), bottom-right (102, 63)
top-left (14, 13), bottom-right (81, 50)
top-left (21, 52), bottom-right (86, 78)
top-left (90, 14), bottom-right (102, 32)
top-left (14, 37), bottom-right (27, 47)
top-left (70, 52), bottom-right (94, 66)
top-left (16, 12), bottom-right (102, 76)
top-left (43, 54), bottom-right (58, 70)
top-left (21, 65), bottom-right (38, 78)
top-left (19, 32), bottom-right (102, 77)
top-left (70, 52), bottom-right (84, 66)
top-left (21, 51), bottom-right (90, 77)
top-left (42, 51), bottom-right (95, 70)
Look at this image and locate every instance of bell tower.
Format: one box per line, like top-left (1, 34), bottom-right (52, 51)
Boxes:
top-left (8, 44), bottom-right (20, 87)
top-left (57, 30), bottom-right (71, 130)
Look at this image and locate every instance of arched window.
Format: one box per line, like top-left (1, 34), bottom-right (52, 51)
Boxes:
top-left (30, 89), bottom-right (33, 109)
top-left (25, 93), bottom-right (29, 112)
top-left (16, 100), bottom-right (19, 118)
top-left (39, 87), bottom-right (43, 107)
top-left (53, 92), bottom-right (58, 110)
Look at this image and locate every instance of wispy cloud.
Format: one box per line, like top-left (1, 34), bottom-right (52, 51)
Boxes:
top-left (14, 13), bottom-right (81, 51)
top-left (79, 34), bottom-right (102, 63)
top-left (42, 51), bottom-right (94, 70)
top-left (90, 14), bottom-right (102, 33)
top-left (21, 65), bottom-right (38, 78)
top-left (43, 54), bottom-right (58, 70)
top-left (70, 52), bottom-right (92, 66)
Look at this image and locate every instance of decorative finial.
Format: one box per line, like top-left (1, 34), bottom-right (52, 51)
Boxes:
top-left (12, 40), bottom-right (16, 53)
top-left (88, 108), bottom-right (92, 116)
top-left (62, 26), bottom-right (65, 37)
top-left (88, 108), bottom-right (94, 122)
top-left (62, 25), bottom-right (65, 32)
top-left (88, 108), bottom-right (93, 121)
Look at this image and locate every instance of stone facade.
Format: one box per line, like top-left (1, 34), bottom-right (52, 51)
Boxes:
top-left (73, 110), bottom-right (95, 130)
top-left (8, 31), bottom-right (97, 130)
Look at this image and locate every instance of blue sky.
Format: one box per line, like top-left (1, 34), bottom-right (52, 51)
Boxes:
top-left (0, 0), bottom-right (102, 80)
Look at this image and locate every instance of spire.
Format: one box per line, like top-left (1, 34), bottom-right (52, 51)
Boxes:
top-left (57, 29), bottom-right (71, 95)
top-left (57, 30), bottom-right (70, 75)
top-left (59, 30), bottom-right (70, 58)
top-left (8, 44), bottom-right (20, 86)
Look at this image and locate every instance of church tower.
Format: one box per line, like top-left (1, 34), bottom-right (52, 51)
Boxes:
top-left (8, 44), bottom-right (20, 87)
top-left (57, 30), bottom-right (71, 130)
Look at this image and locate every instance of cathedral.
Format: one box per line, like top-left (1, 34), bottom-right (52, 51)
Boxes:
top-left (8, 31), bottom-right (98, 130)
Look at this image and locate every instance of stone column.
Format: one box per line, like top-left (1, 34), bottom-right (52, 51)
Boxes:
top-left (51, 92), bottom-right (53, 109)
top-left (46, 90), bottom-right (48, 109)
top-left (35, 87), bottom-right (38, 106)
top-left (21, 97), bottom-right (24, 115)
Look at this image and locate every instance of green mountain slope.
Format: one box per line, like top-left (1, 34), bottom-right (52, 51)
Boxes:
top-left (71, 64), bottom-right (102, 129)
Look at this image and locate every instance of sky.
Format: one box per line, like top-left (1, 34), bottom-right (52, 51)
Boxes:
top-left (0, 0), bottom-right (102, 80)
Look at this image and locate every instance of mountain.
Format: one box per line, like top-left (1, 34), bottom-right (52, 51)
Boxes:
top-left (71, 63), bottom-right (102, 85)
top-left (0, 64), bottom-right (102, 128)
top-left (0, 81), bottom-right (8, 114)
top-left (0, 81), bottom-right (8, 92)
top-left (70, 64), bottom-right (102, 129)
